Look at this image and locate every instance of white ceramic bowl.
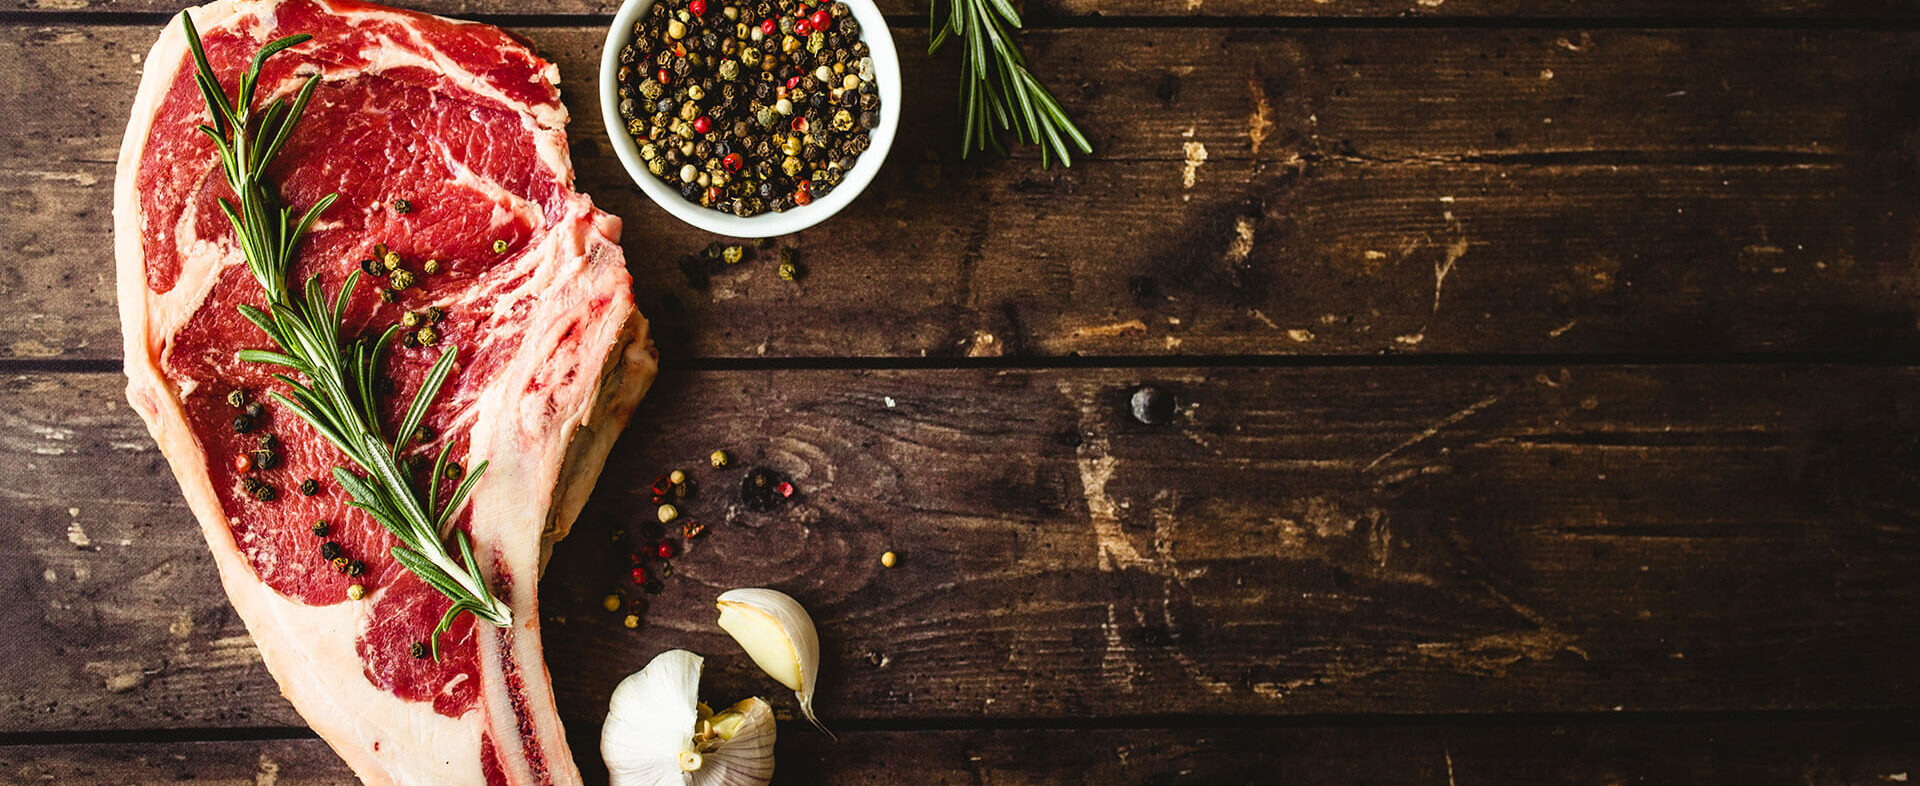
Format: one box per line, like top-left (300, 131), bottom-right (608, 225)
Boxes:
top-left (599, 0), bottom-right (901, 238)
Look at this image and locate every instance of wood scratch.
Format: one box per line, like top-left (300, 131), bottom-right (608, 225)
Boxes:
top-left (1246, 72), bottom-right (1276, 156)
top-left (1066, 319), bottom-right (1148, 344)
top-left (1445, 744), bottom-right (1457, 786)
top-left (1365, 395), bottom-right (1500, 472)
top-left (1224, 215), bottom-right (1256, 266)
top-left (1181, 137), bottom-right (1208, 190)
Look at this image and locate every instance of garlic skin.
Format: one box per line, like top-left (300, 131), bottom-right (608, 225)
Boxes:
top-left (602, 649), bottom-right (776, 786)
top-left (716, 588), bottom-right (831, 737)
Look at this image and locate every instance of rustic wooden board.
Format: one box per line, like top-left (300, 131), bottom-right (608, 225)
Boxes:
top-left (8, 0), bottom-right (1920, 20)
top-left (5, 365), bottom-right (1918, 733)
top-left (5, 25), bottom-right (1916, 361)
top-left (3, 720), bottom-right (1917, 785)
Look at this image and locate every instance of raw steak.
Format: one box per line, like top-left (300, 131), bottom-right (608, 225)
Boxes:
top-left (114, 1), bottom-right (657, 783)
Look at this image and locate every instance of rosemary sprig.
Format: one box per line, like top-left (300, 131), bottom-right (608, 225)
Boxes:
top-left (930, 0), bottom-right (1092, 167)
top-left (181, 14), bottom-right (510, 656)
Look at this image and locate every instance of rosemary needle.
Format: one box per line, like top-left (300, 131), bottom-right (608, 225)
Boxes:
top-left (930, 0), bottom-right (1092, 167)
top-left (180, 13), bottom-right (510, 657)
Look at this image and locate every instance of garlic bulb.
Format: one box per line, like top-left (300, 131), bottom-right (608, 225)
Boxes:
top-left (602, 649), bottom-right (776, 786)
top-left (715, 588), bottom-right (831, 737)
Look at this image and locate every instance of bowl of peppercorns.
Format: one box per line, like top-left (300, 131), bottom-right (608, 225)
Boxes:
top-left (601, 0), bottom-right (900, 237)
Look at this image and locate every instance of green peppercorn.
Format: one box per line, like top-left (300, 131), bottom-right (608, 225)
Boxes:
top-left (493, 239), bottom-right (509, 253)
top-left (417, 326), bottom-right (439, 346)
top-left (383, 251), bottom-right (401, 270)
top-left (389, 269), bottom-right (416, 290)
top-left (378, 288), bottom-right (398, 304)
top-left (401, 311), bottom-right (422, 328)
top-left (445, 462), bottom-right (463, 480)
top-left (423, 259), bottom-right (440, 274)
top-left (722, 245), bottom-right (745, 264)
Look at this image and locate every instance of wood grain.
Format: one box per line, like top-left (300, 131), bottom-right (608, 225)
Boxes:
top-left (6, 0), bottom-right (1920, 20)
top-left (5, 25), bottom-right (1916, 361)
top-left (5, 366), bottom-right (1917, 733)
top-left (4, 720), bottom-right (1917, 785)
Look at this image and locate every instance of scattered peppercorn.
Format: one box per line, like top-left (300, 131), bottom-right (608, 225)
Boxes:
top-left (249, 481), bottom-right (276, 502)
top-left (682, 519), bottom-right (707, 539)
top-left (603, 594), bottom-right (623, 612)
top-left (257, 433), bottom-right (278, 450)
top-left (361, 258), bottom-right (382, 276)
top-left (630, 565), bottom-right (649, 585)
top-left (331, 556), bottom-right (352, 573)
top-left (378, 288), bottom-right (398, 304)
top-left (709, 449), bottom-right (731, 468)
top-left (741, 467), bottom-right (787, 511)
top-left (669, 469), bottom-right (687, 485)
top-left (423, 259), bottom-right (440, 274)
top-left (347, 583), bottom-right (366, 600)
top-left (492, 239), bottom-right (509, 253)
top-left (623, 613), bottom-right (641, 629)
top-left (657, 504), bottom-right (679, 523)
top-left (345, 559), bottom-right (365, 577)
top-left (252, 449), bottom-right (279, 470)
top-left (383, 251), bottom-right (402, 271)
top-left (245, 402), bottom-right (266, 420)
top-left (445, 462), bottom-right (464, 480)
top-left (226, 389), bottom-right (248, 408)
top-left (656, 540), bottom-right (677, 559)
top-left (389, 269), bottom-right (416, 290)
top-left (320, 541), bottom-right (343, 560)
top-left (234, 453), bottom-right (253, 473)
top-left (426, 306), bottom-right (447, 324)
top-left (417, 326), bottom-right (439, 346)
top-left (392, 198), bottom-right (412, 214)
top-left (300, 478), bottom-right (321, 496)
top-left (881, 550), bottom-right (897, 567)
top-left (410, 641), bottom-right (429, 659)
top-left (232, 415), bottom-right (254, 434)
top-left (312, 520), bottom-right (330, 537)
top-left (401, 311), bottom-right (422, 328)
top-left (671, 478), bottom-right (696, 500)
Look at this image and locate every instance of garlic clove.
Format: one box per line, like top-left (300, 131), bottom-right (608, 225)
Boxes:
top-left (602, 650), bottom-right (779, 786)
top-left (696, 698), bottom-right (776, 785)
top-left (715, 588), bottom-right (831, 737)
top-left (602, 649), bottom-right (703, 786)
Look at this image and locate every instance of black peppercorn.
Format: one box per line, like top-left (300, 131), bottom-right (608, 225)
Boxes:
top-left (320, 541), bottom-right (343, 560)
top-left (410, 642), bottom-right (428, 659)
top-left (226, 389), bottom-right (248, 408)
top-left (252, 449), bottom-right (279, 470)
top-left (232, 415), bottom-right (254, 434)
top-left (344, 559), bottom-right (365, 577)
top-left (300, 478), bottom-right (320, 497)
top-left (311, 520), bottom-right (330, 537)
top-left (1130, 385), bottom-right (1174, 426)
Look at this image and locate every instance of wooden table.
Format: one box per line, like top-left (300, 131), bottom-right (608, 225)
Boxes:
top-left (3, 0), bottom-right (1919, 782)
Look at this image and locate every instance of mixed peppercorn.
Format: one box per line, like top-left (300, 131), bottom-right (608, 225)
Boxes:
top-left (616, 0), bottom-right (881, 215)
top-left (601, 450), bottom-right (802, 630)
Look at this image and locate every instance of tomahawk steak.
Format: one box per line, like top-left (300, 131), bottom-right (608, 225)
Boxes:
top-left (115, 1), bottom-right (656, 783)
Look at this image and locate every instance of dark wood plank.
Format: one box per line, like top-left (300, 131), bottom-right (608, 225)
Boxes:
top-left (5, 25), bottom-right (1916, 361)
top-left (4, 365), bottom-right (1918, 732)
top-left (3, 721), bottom-right (1916, 785)
top-left (6, 0), bottom-right (1919, 20)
